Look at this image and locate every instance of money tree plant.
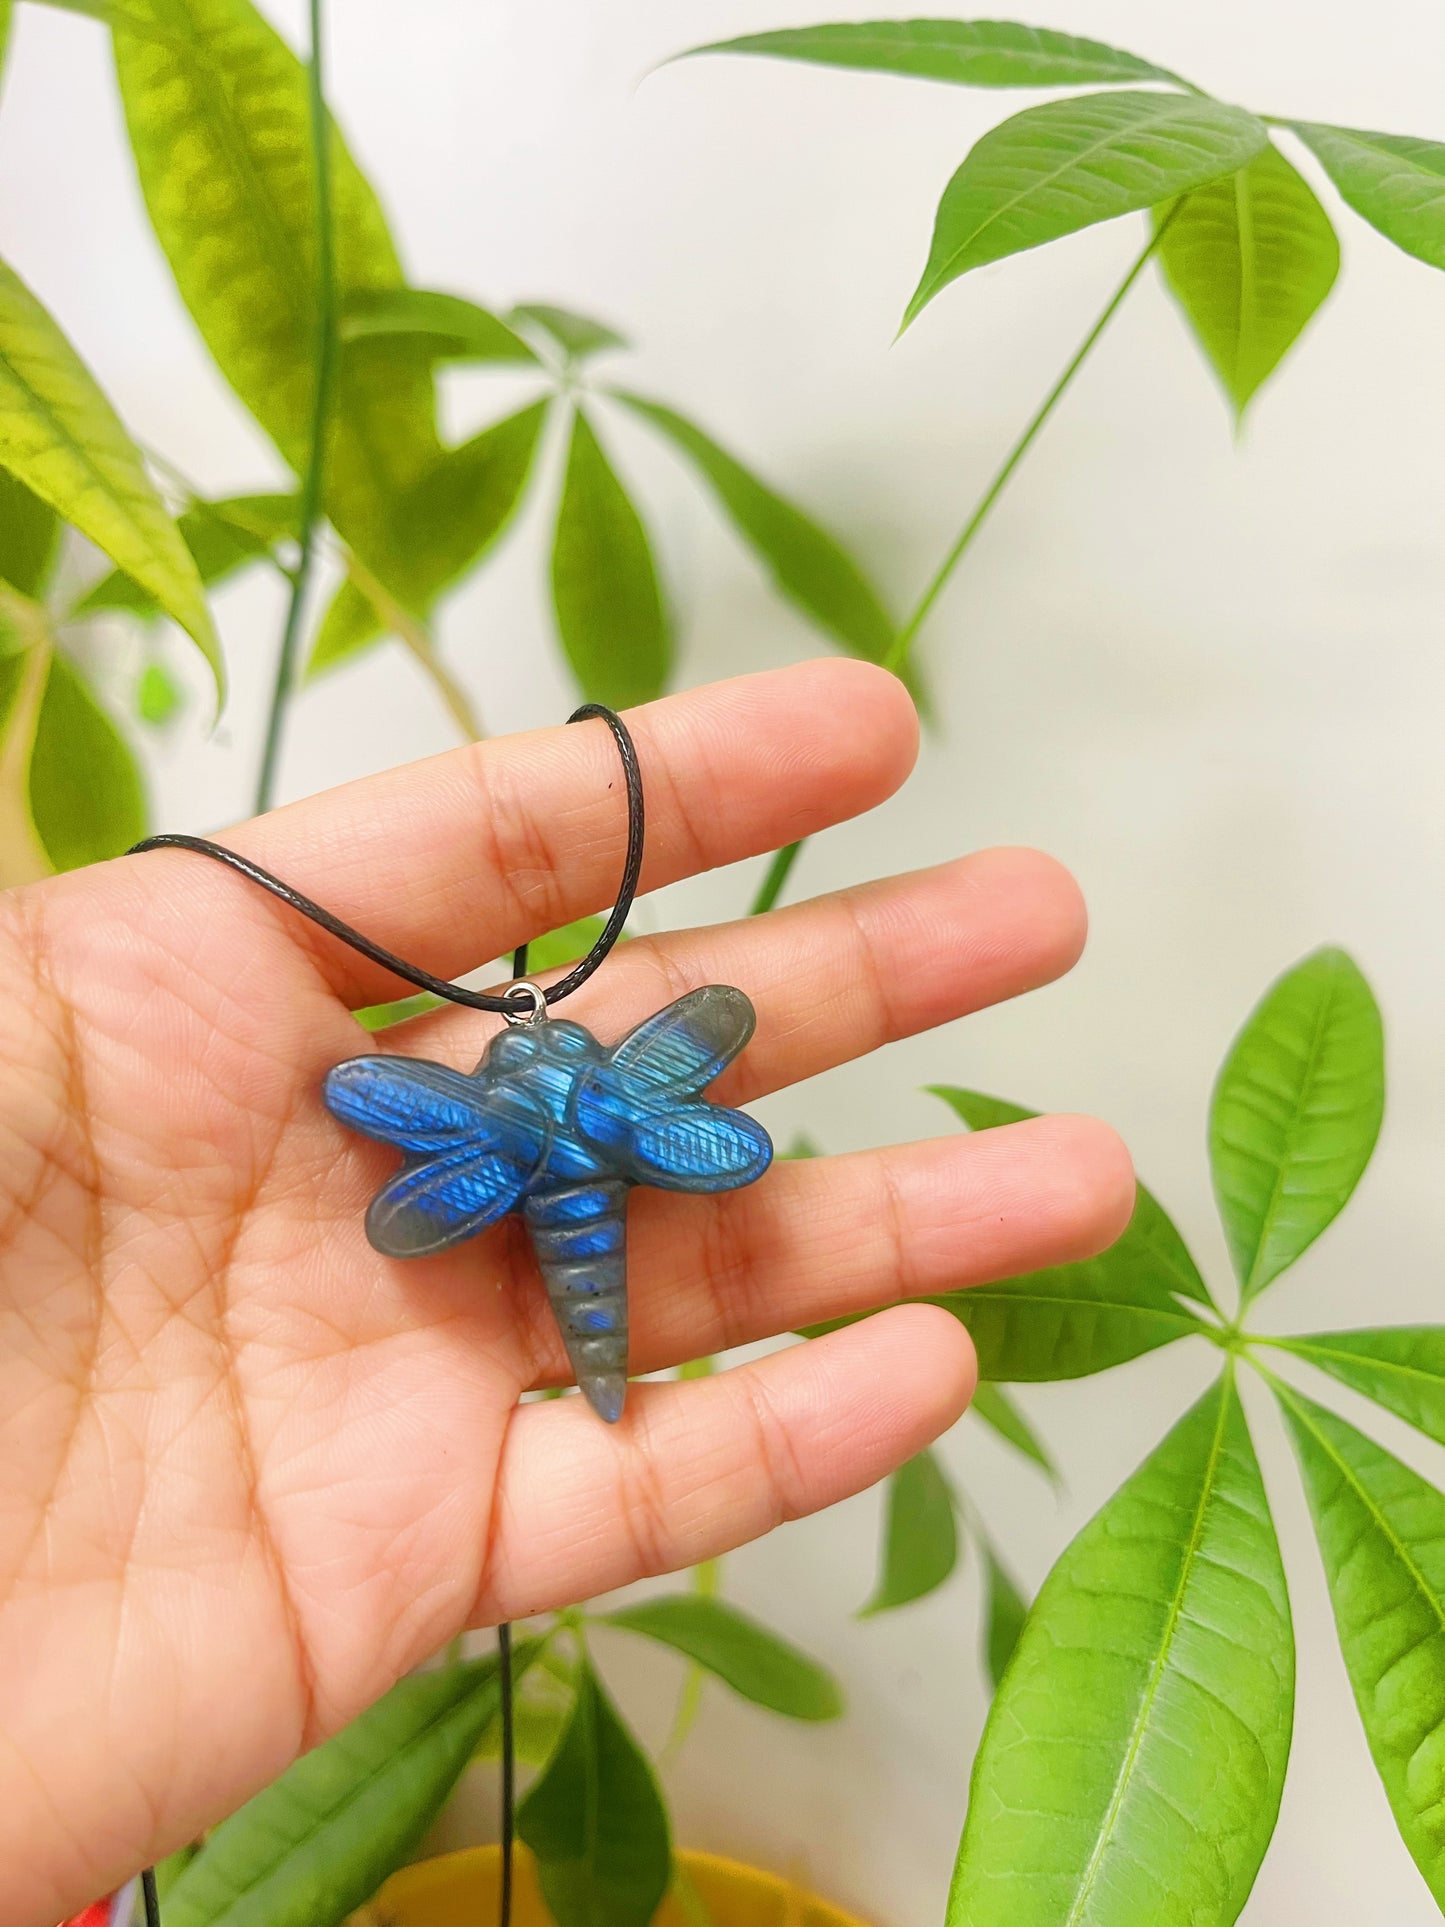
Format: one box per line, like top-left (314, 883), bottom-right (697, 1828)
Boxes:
top-left (7, 6), bottom-right (1445, 1927)
top-left (849, 942), bottom-right (1445, 1926)
top-left (0, 2), bottom-right (880, 1922)
top-left (141, 940), bottom-right (1425, 1927)
top-left (145, 1594), bottom-right (846, 1927)
top-left (0, 0), bottom-right (896, 878)
top-left (686, 14), bottom-right (1445, 909)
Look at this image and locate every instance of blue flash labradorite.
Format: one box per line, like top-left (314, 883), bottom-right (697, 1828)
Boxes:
top-left (323, 986), bottom-right (773, 1423)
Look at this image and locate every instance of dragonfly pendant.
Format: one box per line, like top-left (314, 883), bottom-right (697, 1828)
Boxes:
top-left (323, 986), bottom-right (774, 1422)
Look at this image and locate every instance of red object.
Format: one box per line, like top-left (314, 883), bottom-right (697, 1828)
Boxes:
top-left (60, 1903), bottom-right (114, 1927)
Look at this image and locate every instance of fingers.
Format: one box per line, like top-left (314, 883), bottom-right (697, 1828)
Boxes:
top-left (121, 660), bottom-right (920, 1006)
top-left (510, 1114), bottom-right (1136, 1387)
top-left (397, 844), bottom-right (1088, 1105)
top-left (475, 1306), bottom-right (975, 1622)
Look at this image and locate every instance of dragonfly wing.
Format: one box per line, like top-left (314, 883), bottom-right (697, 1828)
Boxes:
top-left (574, 987), bottom-right (771, 1189)
top-left (620, 1100), bottom-right (773, 1193)
top-left (366, 1138), bottom-right (536, 1258)
top-left (324, 1054), bottom-right (500, 1154)
top-left (325, 1053), bottom-right (551, 1257)
top-left (603, 985), bottom-right (757, 1097)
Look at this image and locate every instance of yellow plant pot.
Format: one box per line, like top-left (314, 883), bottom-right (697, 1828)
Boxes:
top-left (369, 1845), bottom-right (871, 1927)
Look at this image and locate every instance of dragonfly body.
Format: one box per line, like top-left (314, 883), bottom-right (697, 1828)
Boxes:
top-left (323, 986), bottom-right (773, 1422)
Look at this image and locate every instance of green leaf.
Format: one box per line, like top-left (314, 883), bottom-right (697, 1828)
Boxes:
top-left (0, 640), bottom-right (54, 884)
top-left (923, 1087), bottom-right (1209, 1376)
top-left (982, 1547), bottom-right (1027, 1692)
top-left (782, 1132), bottom-right (821, 1160)
top-left (397, 401), bottom-right (549, 609)
top-left (1291, 122), bottom-right (1445, 272)
top-left (77, 491), bottom-right (297, 616)
top-left (178, 490), bottom-right (296, 568)
top-left (308, 578), bottom-right (382, 678)
top-left (0, 469), bottom-right (59, 597)
top-left (475, 1667), bottom-right (575, 1770)
top-left (860, 1446), bottom-right (960, 1615)
top-left (950, 1371), bottom-right (1293, 1927)
top-left (28, 653), bottom-right (146, 869)
top-left (511, 303), bottom-right (629, 363)
top-left (518, 1655), bottom-right (671, 1927)
top-left (928, 1261), bottom-right (1203, 1382)
top-left (154, 1845), bottom-right (200, 1901)
top-left (610, 391), bottom-right (894, 663)
top-left (166, 1645), bottom-right (535, 1927)
top-left (602, 1595), bottom-right (843, 1719)
top-left (1273, 1327), bottom-right (1445, 1451)
top-left (551, 407), bottom-right (670, 708)
top-left (931, 1089), bottom-right (1036, 1134)
top-left (26, 0), bottom-right (178, 31)
top-left (1209, 946), bottom-right (1384, 1307)
top-left (1157, 142), bottom-right (1339, 418)
top-left (340, 288), bottom-right (540, 363)
top-left (305, 401), bottom-right (548, 679)
top-left (137, 660), bottom-right (183, 726)
top-left (686, 20), bottom-right (1181, 90)
top-left (111, 0), bottom-right (442, 601)
top-left (0, 0), bottom-right (11, 85)
top-left (971, 1383), bottom-right (1055, 1479)
top-left (353, 990), bottom-right (444, 1031)
top-left (0, 258), bottom-right (220, 687)
top-left (905, 91), bottom-right (1269, 327)
top-left (1276, 1384), bottom-right (1445, 1904)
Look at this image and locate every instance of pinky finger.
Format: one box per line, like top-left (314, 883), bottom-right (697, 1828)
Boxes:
top-left (473, 1306), bottom-right (977, 1623)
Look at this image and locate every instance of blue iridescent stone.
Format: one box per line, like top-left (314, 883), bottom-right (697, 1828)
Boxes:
top-left (322, 986), bottom-right (773, 1422)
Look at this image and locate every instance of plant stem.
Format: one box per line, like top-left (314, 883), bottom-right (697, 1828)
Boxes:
top-left (345, 550), bottom-right (486, 742)
top-left (748, 838), bottom-right (801, 917)
top-left (884, 217), bottom-right (1172, 677)
top-left (254, 0), bottom-right (337, 816)
top-left (745, 217), bottom-right (1175, 919)
top-left (1242, 1353), bottom-right (1289, 1398)
top-left (497, 1619), bottom-right (515, 1927)
top-left (0, 617), bottom-right (54, 888)
top-left (404, 638), bottom-right (484, 742)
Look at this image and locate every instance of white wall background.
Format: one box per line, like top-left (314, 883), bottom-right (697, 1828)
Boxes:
top-left (3, 1), bottom-right (1445, 1920)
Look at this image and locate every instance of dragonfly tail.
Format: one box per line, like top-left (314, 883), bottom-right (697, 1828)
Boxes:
top-left (524, 1181), bottom-right (630, 1423)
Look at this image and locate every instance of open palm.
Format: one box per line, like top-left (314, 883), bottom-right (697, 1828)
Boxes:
top-left (0, 662), bottom-right (1131, 1927)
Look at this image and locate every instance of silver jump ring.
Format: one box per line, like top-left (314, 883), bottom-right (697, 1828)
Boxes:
top-left (502, 979), bottom-right (548, 1028)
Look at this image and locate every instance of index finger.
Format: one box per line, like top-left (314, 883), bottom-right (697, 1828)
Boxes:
top-left (134, 659), bottom-right (919, 1006)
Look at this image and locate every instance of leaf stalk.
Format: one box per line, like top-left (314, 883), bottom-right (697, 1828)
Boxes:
top-left (747, 209), bottom-right (1182, 917)
top-left (885, 209), bottom-right (1178, 678)
top-left (254, 0), bottom-right (338, 815)
top-left (344, 550), bottom-right (487, 742)
top-left (748, 838), bottom-right (801, 916)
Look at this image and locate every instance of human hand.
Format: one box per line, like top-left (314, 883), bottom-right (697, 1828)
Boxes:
top-left (0, 661), bottom-right (1132, 1925)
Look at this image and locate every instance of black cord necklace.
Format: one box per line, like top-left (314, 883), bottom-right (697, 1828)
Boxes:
top-left (125, 700), bottom-right (775, 1927)
top-left (131, 703), bottom-right (645, 1016)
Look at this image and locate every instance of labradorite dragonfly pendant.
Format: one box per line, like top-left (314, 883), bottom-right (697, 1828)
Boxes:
top-left (323, 984), bottom-right (773, 1422)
